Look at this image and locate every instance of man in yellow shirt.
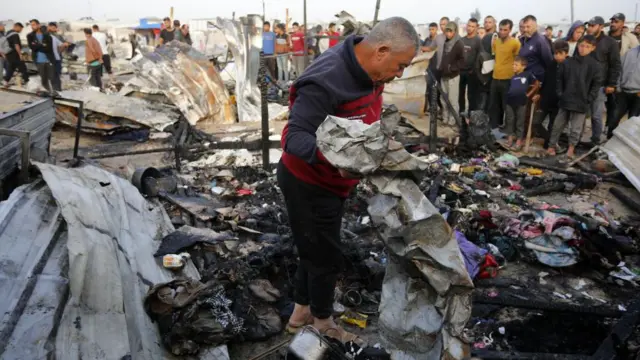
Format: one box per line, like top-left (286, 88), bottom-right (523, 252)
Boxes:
top-left (489, 19), bottom-right (521, 129)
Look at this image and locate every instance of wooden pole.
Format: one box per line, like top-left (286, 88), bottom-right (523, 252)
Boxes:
top-left (170, 6), bottom-right (174, 23)
top-left (523, 102), bottom-right (536, 154)
top-left (303, 0), bottom-right (308, 67)
top-left (286, 8), bottom-right (289, 32)
top-left (373, 0), bottom-right (382, 25)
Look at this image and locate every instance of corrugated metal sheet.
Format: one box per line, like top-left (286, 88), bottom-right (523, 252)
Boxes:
top-left (58, 90), bottom-right (180, 132)
top-left (128, 41), bottom-right (236, 125)
top-left (0, 92), bottom-right (56, 181)
top-left (0, 165), bottom-right (231, 360)
top-left (602, 116), bottom-right (640, 192)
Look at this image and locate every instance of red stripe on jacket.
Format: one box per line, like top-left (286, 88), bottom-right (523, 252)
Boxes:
top-left (281, 85), bottom-right (384, 198)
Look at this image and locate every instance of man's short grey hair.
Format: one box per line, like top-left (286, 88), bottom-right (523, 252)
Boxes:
top-left (366, 17), bottom-right (420, 53)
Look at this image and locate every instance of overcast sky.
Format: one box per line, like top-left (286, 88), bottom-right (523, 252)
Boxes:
top-left (4, 0), bottom-right (638, 25)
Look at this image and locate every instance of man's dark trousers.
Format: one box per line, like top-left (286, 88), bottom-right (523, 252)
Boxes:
top-left (276, 160), bottom-right (345, 319)
top-left (459, 71), bottom-right (480, 113)
top-left (608, 92), bottom-right (640, 138)
top-left (489, 79), bottom-right (510, 129)
top-left (3, 51), bottom-right (29, 83)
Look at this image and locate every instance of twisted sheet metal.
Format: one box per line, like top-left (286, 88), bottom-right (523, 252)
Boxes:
top-left (128, 41), bottom-right (236, 125)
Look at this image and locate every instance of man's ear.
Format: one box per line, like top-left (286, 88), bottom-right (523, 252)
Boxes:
top-left (376, 45), bottom-right (391, 60)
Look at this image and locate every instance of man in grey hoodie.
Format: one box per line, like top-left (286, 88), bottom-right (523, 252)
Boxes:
top-left (608, 44), bottom-right (640, 138)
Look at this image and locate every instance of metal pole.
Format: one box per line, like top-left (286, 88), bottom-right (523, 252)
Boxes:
top-left (259, 51), bottom-right (270, 169)
top-left (303, 0), bottom-right (308, 68)
top-left (570, 0), bottom-right (575, 23)
top-left (636, 2), bottom-right (638, 22)
top-left (373, 0), bottom-right (382, 25)
top-left (73, 101), bottom-right (84, 159)
top-left (262, 0), bottom-right (266, 22)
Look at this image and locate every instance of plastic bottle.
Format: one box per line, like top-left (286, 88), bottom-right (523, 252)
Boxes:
top-left (163, 253), bottom-right (191, 269)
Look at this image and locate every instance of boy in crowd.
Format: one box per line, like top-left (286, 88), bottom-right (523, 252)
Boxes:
top-left (547, 35), bottom-right (601, 158)
top-left (532, 40), bottom-right (570, 149)
top-left (504, 56), bottom-right (538, 148)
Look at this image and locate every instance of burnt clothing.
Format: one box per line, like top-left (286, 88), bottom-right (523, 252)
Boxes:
top-left (518, 32), bottom-right (553, 80)
top-left (538, 60), bottom-right (561, 111)
top-left (591, 32), bottom-right (621, 88)
top-left (506, 71), bottom-right (536, 106)
top-left (557, 54), bottom-right (602, 113)
top-left (277, 160), bottom-right (344, 319)
top-left (439, 39), bottom-right (465, 79)
top-left (27, 31), bottom-right (56, 64)
top-left (281, 35), bottom-right (383, 198)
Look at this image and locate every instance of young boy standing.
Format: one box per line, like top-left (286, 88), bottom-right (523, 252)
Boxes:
top-left (505, 56), bottom-right (538, 148)
top-left (547, 35), bottom-right (602, 158)
top-left (532, 40), bottom-right (570, 149)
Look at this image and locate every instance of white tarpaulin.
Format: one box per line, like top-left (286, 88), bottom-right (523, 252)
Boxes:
top-left (383, 51), bottom-right (434, 115)
top-left (601, 116), bottom-right (640, 192)
top-left (316, 116), bottom-right (473, 360)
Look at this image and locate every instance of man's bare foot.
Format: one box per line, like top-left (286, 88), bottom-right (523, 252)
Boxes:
top-left (289, 304), bottom-right (311, 325)
top-left (547, 147), bottom-right (556, 156)
top-left (567, 145), bottom-right (575, 159)
top-left (515, 139), bottom-right (523, 147)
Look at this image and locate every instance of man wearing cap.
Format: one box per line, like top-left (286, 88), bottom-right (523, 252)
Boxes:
top-left (610, 13), bottom-right (638, 57)
top-left (586, 16), bottom-right (621, 145)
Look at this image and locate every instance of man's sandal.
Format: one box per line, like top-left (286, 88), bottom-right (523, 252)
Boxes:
top-left (285, 316), bottom-right (314, 334)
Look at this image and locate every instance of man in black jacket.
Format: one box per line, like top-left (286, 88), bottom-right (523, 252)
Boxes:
top-left (2, 22), bottom-right (29, 86)
top-left (548, 35), bottom-right (602, 158)
top-left (27, 19), bottom-right (56, 92)
top-left (586, 16), bottom-right (621, 145)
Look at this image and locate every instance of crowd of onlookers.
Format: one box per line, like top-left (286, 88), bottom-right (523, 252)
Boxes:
top-left (422, 13), bottom-right (639, 158)
top-left (0, 20), bottom-right (114, 91)
top-left (261, 21), bottom-right (341, 82)
top-left (0, 15), bottom-right (196, 93)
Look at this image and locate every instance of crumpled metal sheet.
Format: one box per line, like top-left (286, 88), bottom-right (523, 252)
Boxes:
top-left (383, 51), bottom-right (434, 115)
top-left (316, 116), bottom-right (431, 174)
top-left (315, 116), bottom-right (473, 360)
top-left (129, 41), bottom-right (236, 125)
top-left (601, 116), bottom-right (640, 192)
top-left (58, 90), bottom-right (179, 132)
top-left (32, 162), bottom-right (228, 360)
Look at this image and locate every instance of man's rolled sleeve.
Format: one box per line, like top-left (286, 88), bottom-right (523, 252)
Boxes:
top-left (284, 83), bottom-right (335, 164)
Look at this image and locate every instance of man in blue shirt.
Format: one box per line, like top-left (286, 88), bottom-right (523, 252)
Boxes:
top-left (27, 19), bottom-right (55, 92)
top-left (262, 21), bottom-right (276, 79)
